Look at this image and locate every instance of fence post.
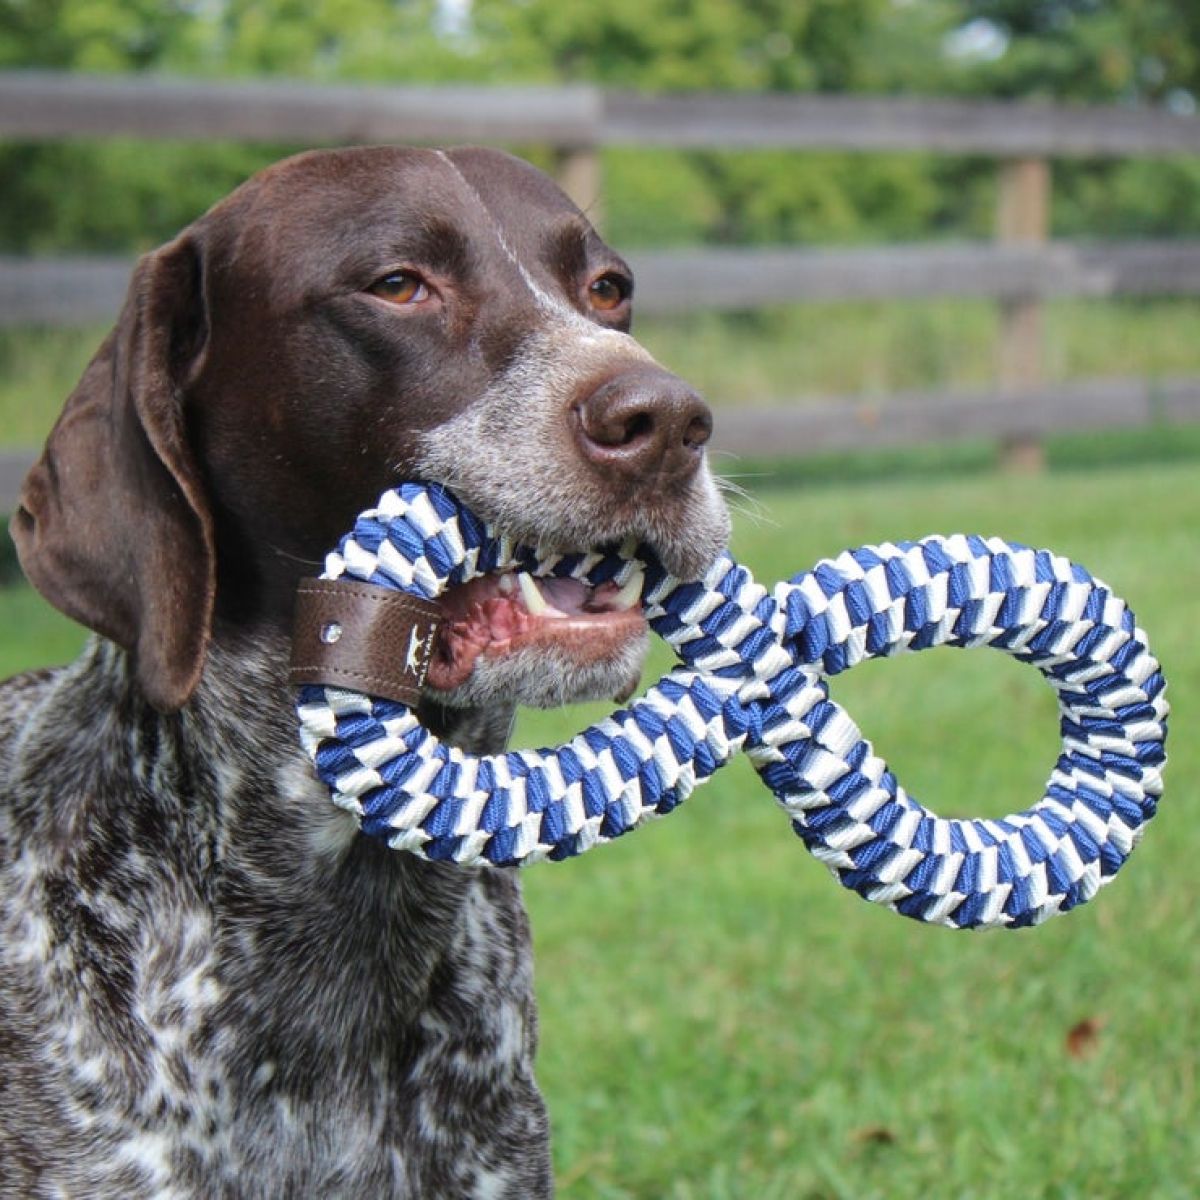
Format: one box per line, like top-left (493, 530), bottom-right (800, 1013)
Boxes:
top-left (995, 157), bottom-right (1051, 471)
top-left (555, 146), bottom-right (603, 231)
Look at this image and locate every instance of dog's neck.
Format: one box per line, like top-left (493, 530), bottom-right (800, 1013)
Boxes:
top-left (188, 624), bottom-right (518, 864)
top-left (31, 632), bottom-right (524, 1016)
top-left (74, 627), bottom-right (525, 997)
top-left (54, 626), bottom-right (515, 846)
top-left (199, 619), bottom-right (516, 752)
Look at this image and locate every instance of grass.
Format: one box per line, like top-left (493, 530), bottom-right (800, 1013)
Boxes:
top-left (0, 400), bottom-right (1197, 1195)
top-left (510, 456), bottom-right (1199, 1199)
top-left (0, 324), bottom-right (106, 446)
top-left (0, 584), bottom-right (87, 678)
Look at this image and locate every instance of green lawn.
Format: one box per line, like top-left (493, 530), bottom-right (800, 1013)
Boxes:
top-left (515, 458), bottom-right (1199, 1199)
top-left (0, 456), bottom-right (1196, 1198)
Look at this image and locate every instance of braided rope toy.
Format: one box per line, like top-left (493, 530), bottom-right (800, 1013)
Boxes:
top-left (295, 482), bottom-right (1167, 930)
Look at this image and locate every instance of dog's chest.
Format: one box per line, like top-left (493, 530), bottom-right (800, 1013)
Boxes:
top-left (1, 669), bottom-right (547, 1197)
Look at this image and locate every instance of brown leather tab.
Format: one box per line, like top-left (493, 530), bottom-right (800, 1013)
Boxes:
top-left (289, 578), bottom-right (442, 706)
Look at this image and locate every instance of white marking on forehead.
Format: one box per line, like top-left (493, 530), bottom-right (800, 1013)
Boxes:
top-left (434, 149), bottom-right (597, 331)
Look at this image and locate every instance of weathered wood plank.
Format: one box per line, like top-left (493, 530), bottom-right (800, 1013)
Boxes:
top-left (627, 240), bottom-right (1200, 312)
top-left (0, 449), bottom-right (32, 515)
top-left (0, 71), bottom-right (601, 144)
top-left (6, 241), bottom-right (1200, 327)
top-left (995, 157), bottom-right (1052, 470)
top-left (604, 91), bottom-right (1200, 157)
top-left (709, 377), bottom-right (1200, 458)
top-left (0, 256), bottom-right (132, 326)
top-left (1, 72), bottom-right (1198, 158)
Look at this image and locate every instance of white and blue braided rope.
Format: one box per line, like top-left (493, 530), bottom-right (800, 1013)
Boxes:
top-left (296, 482), bottom-right (1168, 930)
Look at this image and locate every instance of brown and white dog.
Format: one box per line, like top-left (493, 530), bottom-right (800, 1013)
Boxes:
top-left (0, 147), bottom-right (728, 1196)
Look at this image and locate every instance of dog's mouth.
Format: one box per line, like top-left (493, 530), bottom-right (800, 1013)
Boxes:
top-left (426, 566), bottom-right (648, 699)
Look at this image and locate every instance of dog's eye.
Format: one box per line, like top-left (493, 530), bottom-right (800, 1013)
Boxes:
top-left (368, 271), bottom-right (431, 305)
top-left (587, 273), bottom-right (630, 312)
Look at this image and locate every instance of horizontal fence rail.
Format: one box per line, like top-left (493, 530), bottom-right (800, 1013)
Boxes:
top-left (0, 450), bottom-right (28, 516)
top-left (0, 257), bottom-right (132, 327)
top-left (604, 92), bottom-right (1200, 157)
top-left (6, 240), bottom-right (1200, 327)
top-left (0, 73), bottom-right (602, 145)
top-left (711, 376), bottom-right (1200, 459)
top-left (630, 240), bottom-right (1200, 311)
top-left (2, 71), bottom-right (1199, 157)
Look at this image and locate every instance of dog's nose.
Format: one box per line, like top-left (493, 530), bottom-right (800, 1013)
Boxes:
top-left (574, 367), bottom-right (713, 482)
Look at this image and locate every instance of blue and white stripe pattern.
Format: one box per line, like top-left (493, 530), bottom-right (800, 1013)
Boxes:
top-left (296, 482), bottom-right (1168, 929)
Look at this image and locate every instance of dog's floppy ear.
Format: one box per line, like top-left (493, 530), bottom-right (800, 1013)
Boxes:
top-left (12, 235), bottom-right (216, 713)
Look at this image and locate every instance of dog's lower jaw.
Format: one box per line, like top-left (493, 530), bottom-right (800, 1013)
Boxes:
top-left (0, 635), bottom-right (553, 1198)
top-left (427, 628), bottom-right (650, 711)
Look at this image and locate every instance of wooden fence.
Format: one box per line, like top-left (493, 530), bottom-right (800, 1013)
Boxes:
top-left (2, 69), bottom-right (1200, 505)
top-left (5, 72), bottom-right (1200, 154)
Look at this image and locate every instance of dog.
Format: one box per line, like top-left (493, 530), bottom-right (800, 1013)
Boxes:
top-left (0, 146), bottom-right (729, 1197)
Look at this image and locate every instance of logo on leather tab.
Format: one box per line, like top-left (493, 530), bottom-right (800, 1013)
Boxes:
top-left (405, 622), bottom-right (436, 682)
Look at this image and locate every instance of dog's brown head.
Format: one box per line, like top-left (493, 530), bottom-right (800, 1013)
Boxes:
top-left (13, 146), bottom-right (729, 715)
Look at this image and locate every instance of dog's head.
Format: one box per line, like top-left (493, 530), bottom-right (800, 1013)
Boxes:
top-left (13, 147), bottom-right (729, 714)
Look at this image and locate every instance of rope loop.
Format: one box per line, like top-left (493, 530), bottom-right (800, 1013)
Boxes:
top-left (296, 483), bottom-right (1168, 929)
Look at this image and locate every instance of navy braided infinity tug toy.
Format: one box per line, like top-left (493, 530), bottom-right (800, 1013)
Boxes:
top-left (294, 482), bottom-right (1167, 930)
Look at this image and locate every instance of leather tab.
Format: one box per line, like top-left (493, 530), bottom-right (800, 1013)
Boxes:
top-left (289, 578), bottom-right (442, 706)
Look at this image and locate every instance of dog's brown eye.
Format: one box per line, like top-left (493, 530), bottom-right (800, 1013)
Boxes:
top-left (369, 271), bottom-right (430, 305)
top-left (588, 274), bottom-right (629, 312)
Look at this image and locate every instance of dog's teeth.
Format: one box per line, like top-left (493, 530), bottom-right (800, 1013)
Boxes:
top-left (516, 572), bottom-right (549, 616)
top-left (619, 536), bottom-right (638, 560)
top-left (498, 574), bottom-right (515, 595)
top-left (613, 567), bottom-right (644, 611)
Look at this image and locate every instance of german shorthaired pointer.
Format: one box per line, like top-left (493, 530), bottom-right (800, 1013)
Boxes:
top-left (0, 147), bottom-right (728, 1196)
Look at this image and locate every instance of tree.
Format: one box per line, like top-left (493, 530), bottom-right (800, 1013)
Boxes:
top-left (1, 0), bottom-right (1199, 252)
top-left (960, 0), bottom-right (1200, 102)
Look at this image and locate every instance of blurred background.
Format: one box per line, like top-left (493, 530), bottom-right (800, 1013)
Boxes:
top-left (0, 2), bottom-right (1196, 1196)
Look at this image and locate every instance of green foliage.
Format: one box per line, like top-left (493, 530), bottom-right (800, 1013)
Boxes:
top-left (469, 0), bottom-right (903, 91)
top-left (1054, 156), bottom-right (1200, 237)
top-left (654, 150), bottom-right (946, 248)
top-left (3, 1), bottom-right (1200, 256)
top-left (0, 0), bottom-right (194, 71)
top-left (0, 140), bottom-right (292, 253)
top-left (196, 0), bottom-right (458, 82)
top-left (596, 146), bottom-right (951, 250)
top-left (963, 0), bottom-right (1200, 100)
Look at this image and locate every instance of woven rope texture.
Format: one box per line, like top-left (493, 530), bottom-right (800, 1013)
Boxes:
top-left (295, 483), bottom-right (1167, 930)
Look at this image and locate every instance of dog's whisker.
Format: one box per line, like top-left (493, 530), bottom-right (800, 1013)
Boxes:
top-left (729, 501), bottom-right (778, 529)
top-left (713, 475), bottom-right (777, 529)
top-left (725, 504), bottom-right (776, 530)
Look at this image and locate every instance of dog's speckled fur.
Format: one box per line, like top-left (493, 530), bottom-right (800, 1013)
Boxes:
top-left (1, 634), bottom-right (550, 1197)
